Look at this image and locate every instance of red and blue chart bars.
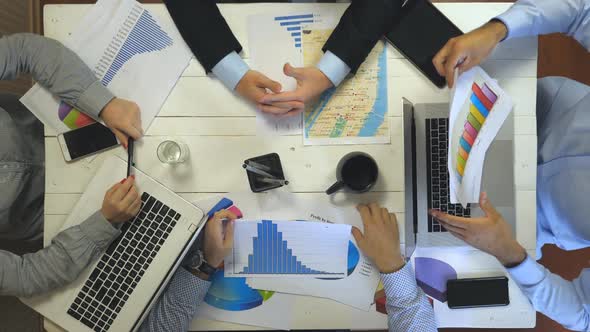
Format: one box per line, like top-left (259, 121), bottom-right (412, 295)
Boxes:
top-left (456, 82), bottom-right (498, 180)
top-left (241, 220), bottom-right (333, 275)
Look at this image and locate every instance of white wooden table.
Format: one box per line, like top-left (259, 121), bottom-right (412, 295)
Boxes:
top-left (42, 2), bottom-right (538, 330)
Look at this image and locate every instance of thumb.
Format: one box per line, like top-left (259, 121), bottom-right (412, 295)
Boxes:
top-left (259, 76), bottom-right (282, 94)
top-left (223, 220), bottom-right (235, 248)
top-left (111, 128), bottom-right (129, 149)
top-left (283, 63), bottom-right (303, 80)
top-left (479, 192), bottom-right (498, 217)
top-left (351, 226), bottom-right (366, 251)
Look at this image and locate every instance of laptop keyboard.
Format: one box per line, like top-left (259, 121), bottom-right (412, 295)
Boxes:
top-left (425, 118), bottom-right (470, 232)
top-left (67, 192), bottom-right (180, 332)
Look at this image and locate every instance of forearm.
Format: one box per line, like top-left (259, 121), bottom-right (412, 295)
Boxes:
top-left (507, 256), bottom-right (590, 331)
top-left (0, 211), bottom-right (119, 297)
top-left (0, 33), bottom-right (114, 118)
top-left (496, 0), bottom-right (590, 48)
top-left (382, 263), bottom-right (437, 332)
top-left (139, 268), bottom-right (211, 332)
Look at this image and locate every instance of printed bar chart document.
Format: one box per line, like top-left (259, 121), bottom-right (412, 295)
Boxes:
top-left (448, 67), bottom-right (514, 206)
top-left (225, 220), bottom-right (351, 278)
top-left (20, 0), bottom-right (192, 134)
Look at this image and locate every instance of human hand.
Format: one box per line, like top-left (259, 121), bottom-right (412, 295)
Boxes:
top-left (352, 203), bottom-right (405, 273)
top-left (433, 20), bottom-right (508, 88)
top-left (235, 70), bottom-right (304, 115)
top-left (100, 176), bottom-right (141, 223)
top-left (203, 210), bottom-right (237, 268)
top-left (100, 98), bottom-right (143, 149)
top-left (258, 63), bottom-right (333, 116)
top-left (429, 192), bottom-right (526, 267)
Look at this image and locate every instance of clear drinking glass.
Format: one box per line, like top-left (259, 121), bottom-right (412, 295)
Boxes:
top-left (157, 139), bottom-right (189, 164)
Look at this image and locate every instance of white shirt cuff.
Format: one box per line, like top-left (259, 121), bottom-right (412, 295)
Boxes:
top-left (506, 255), bottom-right (546, 286)
top-left (211, 51), bottom-right (250, 91)
top-left (316, 50), bottom-right (351, 87)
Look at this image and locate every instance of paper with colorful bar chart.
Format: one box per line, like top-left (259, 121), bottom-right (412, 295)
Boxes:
top-left (448, 67), bottom-right (514, 206)
top-left (20, 0), bottom-right (192, 134)
top-left (225, 220), bottom-right (351, 278)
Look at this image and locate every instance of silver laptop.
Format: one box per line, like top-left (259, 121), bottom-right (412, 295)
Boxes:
top-left (403, 98), bottom-right (516, 257)
top-left (22, 156), bottom-right (205, 332)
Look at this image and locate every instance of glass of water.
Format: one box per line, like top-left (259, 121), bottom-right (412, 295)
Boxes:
top-left (157, 139), bottom-right (189, 164)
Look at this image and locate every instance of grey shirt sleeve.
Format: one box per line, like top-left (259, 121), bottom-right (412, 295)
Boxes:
top-left (0, 33), bottom-right (115, 118)
top-left (0, 211), bottom-right (120, 298)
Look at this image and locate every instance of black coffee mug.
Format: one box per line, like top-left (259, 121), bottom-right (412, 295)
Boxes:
top-left (326, 152), bottom-right (378, 195)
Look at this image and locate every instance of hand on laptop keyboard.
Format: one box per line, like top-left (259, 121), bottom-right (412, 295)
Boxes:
top-left (429, 192), bottom-right (527, 267)
top-left (101, 176), bottom-right (141, 223)
top-left (352, 204), bottom-right (405, 274)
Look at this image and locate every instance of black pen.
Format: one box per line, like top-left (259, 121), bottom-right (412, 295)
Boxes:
top-left (127, 138), bottom-right (134, 177)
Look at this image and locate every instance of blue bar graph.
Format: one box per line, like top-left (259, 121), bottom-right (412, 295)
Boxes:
top-left (102, 9), bottom-right (173, 85)
top-left (273, 13), bottom-right (315, 49)
top-left (239, 220), bottom-right (336, 275)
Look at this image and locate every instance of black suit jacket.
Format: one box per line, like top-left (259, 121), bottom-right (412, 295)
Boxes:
top-left (164, 0), bottom-right (402, 73)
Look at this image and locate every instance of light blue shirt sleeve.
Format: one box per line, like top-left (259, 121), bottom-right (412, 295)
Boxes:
top-left (211, 51), bottom-right (250, 91)
top-left (316, 50), bottom-right (351, 87)
top-left (381, 263), bottom-right (437, 332)
top-left (507, 255), bottom-right (590, 332)
top-left (139, 268), bottom-right (211, 332)
top-left (495, 0), bottom-right (590, 49)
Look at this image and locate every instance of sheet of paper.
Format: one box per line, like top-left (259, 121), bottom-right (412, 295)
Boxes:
top-left (225, 219), bottom-right (351, 278)
top-left (20, 0), bottom-right (192, 134)
top-left (246, 191), bottom-right (381, 311)
top-left (191, 193), bottom-right (295, 330)
top-left (302, 28), bottom-right (390, 145)
top-left (247, 12), bottom-right (335, 135)
top-left (410, 247), bottom-right (535, 328)
top-left (448, 67), bottom-right (514, 206)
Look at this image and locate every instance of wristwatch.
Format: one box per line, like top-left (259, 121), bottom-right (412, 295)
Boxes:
top-left (187, 250), bottom-right (218, 277)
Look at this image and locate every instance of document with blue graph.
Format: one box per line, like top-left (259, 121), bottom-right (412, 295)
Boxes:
top-left (20, 0), bottom-right (192, 134)
top-left (225, 220), bottom-right (351, 278)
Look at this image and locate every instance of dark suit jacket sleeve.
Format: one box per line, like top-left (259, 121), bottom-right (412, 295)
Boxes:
top-left (164, 0), bottom-right (243, 73)
top-left (322, 0), bottom-right (402, 73)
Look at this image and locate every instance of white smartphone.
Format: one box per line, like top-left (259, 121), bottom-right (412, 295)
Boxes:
top-left (57, 122), bottom-right (119, 162)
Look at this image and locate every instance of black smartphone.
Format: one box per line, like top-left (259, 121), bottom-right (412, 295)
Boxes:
top-left (447, 276), bottom-right (510, 309)
top-left (57, 122), bottom-right (119, 161)
top-left (384, 0), bottom-right (463, 88)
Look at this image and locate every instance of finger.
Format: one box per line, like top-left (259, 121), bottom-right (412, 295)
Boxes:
top-left (259, 91), bottom-right (303, 103)
top-left (121, 185), bottom-right (139, 208)
top-left (479, 192), bottom-right (499, 218)
top-left (258, 76), bottom-right (282, 94)
top-left (432, 42), bottom-right (451, 76)
top-left (223, 220), bottom-right (235, 248)
top-left (124, 123), bottom-right (142, 140)
top-left (263, 101), bottom-right (305, 110)
top-left (111, 128), bottom-right (128, 149)
top-left (112, 175), bottom-right (135, 201)
top-left (356, 205), bottom-right (371, 230)
top-left (258, 104), bottom-right (292, 115)
top-left (276, 108), bottom-right (304, 118)
top-left (283, 63), bottom-right (303, 80)
top-left (106, 181), bottom-right (121, 197)
top-left (368, 203), bottom-right (381, 220)
top-left (429, 209), bottom-right (470, 229)
top-left (214, 209), bottom-right (238, 222)
top-left (127, 194), bottom-right (142, 217)
top-left (444, 51), bottom-right (465, 88)
top-left (438, 219), bottom-right (467, 236)
top-left (380, 207), bottom-right (390, 225)
top-left (351, 226), bottom-right (366, 250)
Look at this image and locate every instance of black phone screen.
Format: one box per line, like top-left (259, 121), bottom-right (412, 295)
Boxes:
top-left (384, 0), bottom-right (463, 88)
top-left (63, 122), bottom-right (118, 160)
top-left (447, 277), bottom-right (510, 309)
